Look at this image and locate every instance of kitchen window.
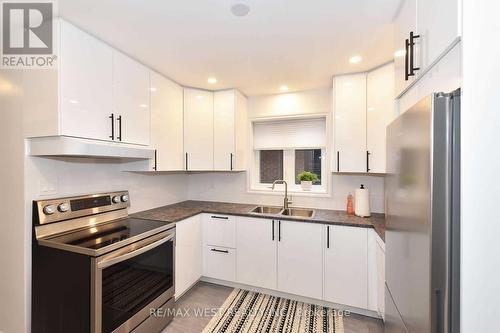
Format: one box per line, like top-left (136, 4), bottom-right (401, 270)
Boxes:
top-left (251, 117), bottom-right (328, 194)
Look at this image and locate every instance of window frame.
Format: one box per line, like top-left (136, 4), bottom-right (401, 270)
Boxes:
top-left (251, 148), bottom-right (328, 195)
top-left (247, 114), bottom-right (332, 197)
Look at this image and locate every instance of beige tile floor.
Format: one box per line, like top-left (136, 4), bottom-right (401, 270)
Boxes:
top-left (163, 281), bottom-right (384, 333)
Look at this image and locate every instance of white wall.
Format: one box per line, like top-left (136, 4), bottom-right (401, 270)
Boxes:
top-left (188, 88), bottom-right (385, 213)
top-left (0, 71), bottom-right (29, 333)
top-left (461, 1), bottom-right (500, 332)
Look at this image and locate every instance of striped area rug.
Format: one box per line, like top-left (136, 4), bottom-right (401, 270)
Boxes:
top-left (202, 289), bottom-right (344, 333)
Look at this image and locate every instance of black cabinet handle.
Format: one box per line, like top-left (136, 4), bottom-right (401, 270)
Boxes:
top-left (210, 215), bottom-right (229, 220)
top-left (230, 153), bottom-right (233, 171)
top-left (185, 153), bottom-right (188, 171)
top-left (278, 221), bottom-right (281, 242)
top-left (117, 115), bottom-right (122, 141)
top-left (336, 151), bottom-right (340, 172)
top-left (109, 113), bottom-right (114, 140)
top-left (211, 248), bottom-right (229, 254)
top-left (366, 151), bottom-right (371, 172)
top-left (272, 220), bottom-right (275, 241)
top-left (327, 226), bottom-right (330, 249)
top-left (405, 38), bottom-right (410, 81)
top-left (153, 149), bottom-right (157, 171)
top-left (409, 31), bottom-right (420, 76)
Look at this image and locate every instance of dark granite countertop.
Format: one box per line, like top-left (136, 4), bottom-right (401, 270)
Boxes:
top-left (132, 200), bottom-right (386, 241)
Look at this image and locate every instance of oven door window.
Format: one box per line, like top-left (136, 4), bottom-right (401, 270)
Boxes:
top-left (101, 240), bottom-right (173, 333)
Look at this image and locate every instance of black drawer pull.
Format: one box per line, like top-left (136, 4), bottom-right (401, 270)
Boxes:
top-left (210, 215), bottom-right (229, 220)
top-left (211, 248), bottom-right (229, 254)
top-left (327, 225), bottom-right (330, 249)
top-left (109, 113), bottom-right (114, 140)
top-left (117, 115), bottom-right (122, 141)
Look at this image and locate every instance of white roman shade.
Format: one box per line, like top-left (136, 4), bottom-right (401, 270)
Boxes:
top-left (253, 117), bottom-right (326, 150)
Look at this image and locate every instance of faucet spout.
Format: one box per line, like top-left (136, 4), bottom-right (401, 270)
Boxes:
top-left (272, 180), bottom-right (292, 210)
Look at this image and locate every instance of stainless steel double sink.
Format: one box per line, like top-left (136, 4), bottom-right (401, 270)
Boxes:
top-left (249, 206), bottom-right (315, 218)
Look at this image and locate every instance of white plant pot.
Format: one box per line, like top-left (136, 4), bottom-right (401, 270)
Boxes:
top-left (301, 181), bottom-right (313, 191)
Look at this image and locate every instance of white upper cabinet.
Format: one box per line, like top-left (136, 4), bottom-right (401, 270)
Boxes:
top-left (367, 63), bottom-right (396, 173)
top-left (150, 71), bottom-right (184, 171)
top-left (112, 51), bottom-right (151, 145)
top-left (237, 217), bottom-right (277, 290)
top-left (277, 220), bottom-right (323, 300)
top-left (214, 90), bottom-right (236, 170)
top-left (333, 73), bottom-right (367, 173)
top-left (324, 225), bottom-right (368, 309)
top-left (184, 88), bottom-right (214, 170)
top-left (394, 0), bottom-right (461, 97)
top-left (394, 0), bottom-right (418, 97)
top-left (59, 20), bottom-right (113, 141)
top-left (418, 0), bottom-right (460, 69)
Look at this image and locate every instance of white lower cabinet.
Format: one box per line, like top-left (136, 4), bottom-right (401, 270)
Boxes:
top-left (236, 217), bottom-right (277, 290)
top-left (202, 214), bottom-right (237, 282)
top-left (376, 235), bottom-right (386, 318)
top-left (195, 214), bottom-right (383, 315)
top-left (204, 246), bottom-right (236, 282)
top-left (175, 215), bottom-right (202, 299)
top-left (277, 220), bottom-right (323, 300)
top-left (324, 225), bottom-right (368, 309)
top-left (203, 214), bottom-right (236, 248)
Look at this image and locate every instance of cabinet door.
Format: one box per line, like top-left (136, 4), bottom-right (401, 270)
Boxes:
top-left (184, 88), bottom-right (214, 170)
top-left (334, 74), bottom-right (367, 173)
top-left (175, 215), bottom-right (202, 299)
top-left (324, 226), bottom-right (368, 309)
top-left (367, 63), bottom-right (396, 174)
top-left (237, 217), bottom-right (277, 290)
top-left (394, 0), bottom-right (417, 97)
top-left (113, 51), bottom-right (150, 145)
top-left (150, 72), bottom-right (184, 171)
top-left (418, 0), bottom-right (460, 70)
top-left (376, 240), bottom-right (386, 317)
top-left (59, 20), bottom-right (113, 141)
top-left (214, 90), bottom-right (235, 170)
top-left (277, 220), bottom-right (323, 299)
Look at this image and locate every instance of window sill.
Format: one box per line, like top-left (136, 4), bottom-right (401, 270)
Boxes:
top-left (248, 186), bottom-right (331, 198)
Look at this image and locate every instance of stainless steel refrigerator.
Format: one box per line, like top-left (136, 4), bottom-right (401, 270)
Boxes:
top-left (385, 89), bottom-right (460, 333)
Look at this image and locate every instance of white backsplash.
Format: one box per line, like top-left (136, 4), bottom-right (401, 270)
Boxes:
top-left (186, 172), bottom-right (385, 213)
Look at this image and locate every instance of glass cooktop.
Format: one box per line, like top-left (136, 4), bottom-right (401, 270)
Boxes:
top-left (47, 218), bottom-right (170, 251)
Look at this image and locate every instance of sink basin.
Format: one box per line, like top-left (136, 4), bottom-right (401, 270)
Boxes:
top-left (281, 208), bottom-right (315, 218)
top-left (250, 206), bottom-right (283, 215)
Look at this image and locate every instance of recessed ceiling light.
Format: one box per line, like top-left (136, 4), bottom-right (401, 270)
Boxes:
top-left (196, 95), bottom-right (204, 99)
top-left (231, 2), bottom-right (250, 17)
top-left (208, 77), bottom-right (217, 84)
top-left (150, 87), bottom-right (157, 92)
top-left (279, 85), bottom-right (289, 92)
top-left (139, 104), bottom-right (148, 108)
top-left (349, 55), bottom-right (362, 64)
top-left (394, 49), bottom-right (406, 57)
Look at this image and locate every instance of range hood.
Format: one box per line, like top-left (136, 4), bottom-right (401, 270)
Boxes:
top-left (27, 136), bottom-right (154, 161)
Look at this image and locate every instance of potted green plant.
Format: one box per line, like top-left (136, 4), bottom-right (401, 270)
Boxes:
top-left (297, 171), bottom-right (318, 191)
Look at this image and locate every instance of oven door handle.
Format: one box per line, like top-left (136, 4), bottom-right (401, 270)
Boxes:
top-left (97, 233), bottom-right (174, 269)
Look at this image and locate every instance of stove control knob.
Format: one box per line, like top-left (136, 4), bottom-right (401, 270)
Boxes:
top-left (43, 205), bottom-right (56, 215)
top-left (112, 196), bottom-right (121, 204)
top-left (121, 194), bottom-right (129, 203)
top-left (57, 203), bottom-right (69, 212)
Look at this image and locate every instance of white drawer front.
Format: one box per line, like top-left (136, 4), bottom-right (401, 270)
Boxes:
top-left (203, 214), bottom-right (236, 248)
top-left (204, 246), bottom-right (236, 282)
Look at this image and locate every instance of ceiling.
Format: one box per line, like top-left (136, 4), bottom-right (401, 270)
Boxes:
top-left (58, 0), bottom-right (400, 96)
